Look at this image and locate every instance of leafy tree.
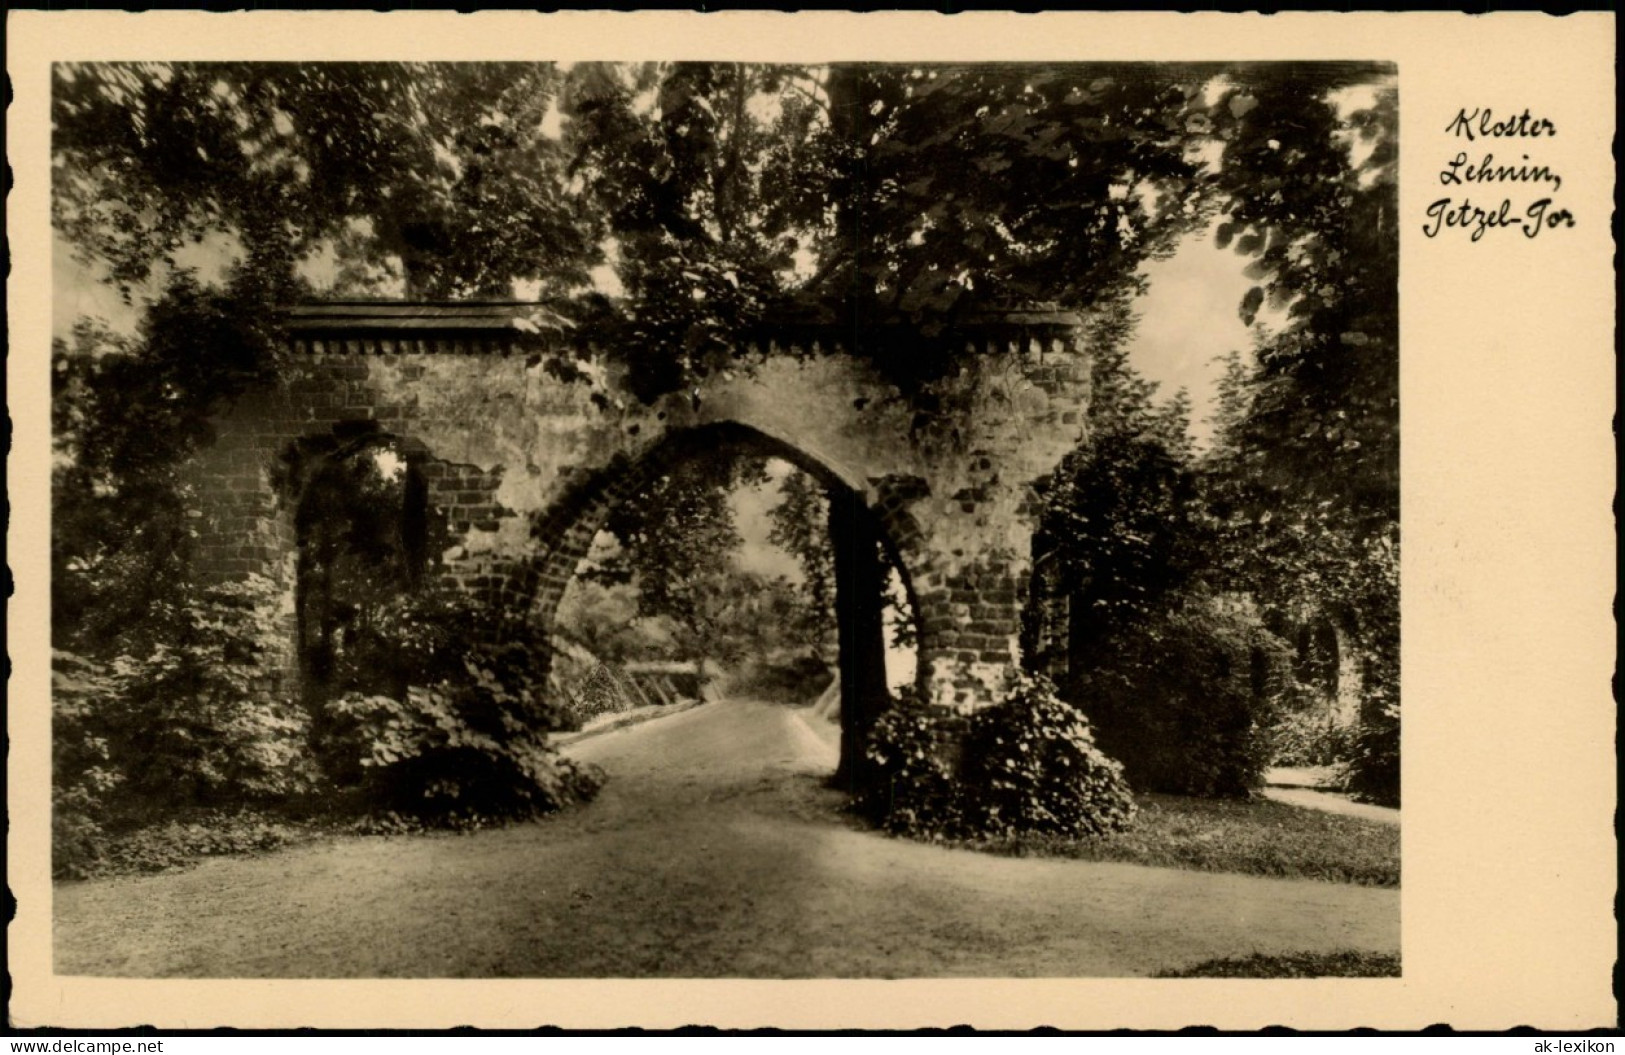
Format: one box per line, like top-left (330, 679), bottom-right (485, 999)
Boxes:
top-left (707, 571), bottom-right (828, 664)
top-left (811, 65), bottom-right (1213, 330)
top-left (1205, 69), bottom-right (1398, 529)
top-left (586, 449), bottom-right (771, 668)
top-left (558, 62), bottom-right (1232, 396)
top-left (313, 589), bottom-right (600, 825)
top-left (561, 62), bottom-right (817, 400)
top-left (1034, 297), bottom-right (1209, 647)
top-left (1025, 69), bottom-right (1399, 800)
top-left (1201, 70), bottom-right (1400, 803)
top-left (54, 60), bottom-right (1391, 413)
top-left (52, 573), bottom-right (317, 872)
top-left (54, 62), bottom-right (598, 300)
top-left (568, 453), bottom-right (851, 679)
top-left (552, 574), bottom-right (670, 667)
top-left (52, 270), bottom-right (288, 656)
top-left (1028, 297), bottom-right (1291, 797)
top-left (766, 468), bottom-right (837, 648)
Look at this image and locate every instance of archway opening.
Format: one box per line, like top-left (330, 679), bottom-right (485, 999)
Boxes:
top-left (283, 428), bottom-right (436, 703)
top-left (538, 423), bottom-right (922, 789)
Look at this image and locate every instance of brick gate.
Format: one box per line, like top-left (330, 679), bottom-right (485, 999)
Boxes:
top-left (188, 301), bottom-right (1093, 722)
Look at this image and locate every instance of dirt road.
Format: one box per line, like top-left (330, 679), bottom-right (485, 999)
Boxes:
top-left (54, 699), bottom-right (1398, 977)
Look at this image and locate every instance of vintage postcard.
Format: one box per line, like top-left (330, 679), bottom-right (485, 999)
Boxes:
top-left (6, 9), bottom-right (1615, 1031)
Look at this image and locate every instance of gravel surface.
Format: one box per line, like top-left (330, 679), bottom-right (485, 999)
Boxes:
top-left (54, 699), bottom-right (1399, 978)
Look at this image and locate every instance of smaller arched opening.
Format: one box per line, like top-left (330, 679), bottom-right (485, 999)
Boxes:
top-left (530, 421), bottom-right (926, 790)
top-left (1260, 607), bottom-right (1364, 729)
top-left (275, 423), bottom-right (440, 703)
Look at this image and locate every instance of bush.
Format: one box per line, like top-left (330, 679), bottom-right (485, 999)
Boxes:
top-left (323, 682), bottom-right (603, 826)
top-left (862, 672), bottom-right (1136, 840)
top-left (964, 672), bottom-right (1138, 838)
top-left (314, 591), bottom-right (602, 826)
top-left (862, 693), bottom-right (970, 837)
top-left (53, 575), bottom-right (316, 810)
top-left (1344, 700), bottom-right (1400, 807)
top-left (564, 662), bottom-right (637, 726)
top-left (1068, 599), bottom-right (1288, 798)
top-left (58, 809), bottom-right (310, 881)
top-left (1267, 700), bottom-right (1358, 769)
top-left (724, 653), bottom-right (834, 705)
top-left (52, 781), bottom-right (115, 881)
top-left (52, 578), bottom-right (318, 877)
top-left (52, 651), bottom-right (122, 878)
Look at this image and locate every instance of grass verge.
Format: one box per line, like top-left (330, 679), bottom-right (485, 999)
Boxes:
top-left (1156, 951), bottom-right (1401, 978)
top-left (958, 793), bottom-right (1400, 887)
top-left (56, 807), bottom-right (329, 881)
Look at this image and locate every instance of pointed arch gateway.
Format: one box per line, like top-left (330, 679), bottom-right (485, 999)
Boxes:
top-left (188, 300), bottom-right (1094, 785)
top-left (517, 419), bottom-right (934, 788)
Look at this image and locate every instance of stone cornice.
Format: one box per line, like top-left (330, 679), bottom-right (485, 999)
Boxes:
top-left (283, 300), bottom-right (1085, 358)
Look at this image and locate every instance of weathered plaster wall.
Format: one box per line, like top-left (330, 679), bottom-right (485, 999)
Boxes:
top-left (192, 320), bottom-right (1090, 710)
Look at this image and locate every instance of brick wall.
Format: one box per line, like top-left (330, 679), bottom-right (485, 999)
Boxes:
top-left (191, 306), bottom-right (1092, 713)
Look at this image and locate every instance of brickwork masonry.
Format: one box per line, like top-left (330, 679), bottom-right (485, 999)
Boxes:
top-left (192, 313), bottom-right (1091, 712)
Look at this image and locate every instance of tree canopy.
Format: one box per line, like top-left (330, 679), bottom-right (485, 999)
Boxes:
top-left (1016, 65), bottom-right (1399, 802)
top-left (51, 59), bottom-right (1403, 848)
top-left (56, 60), bottom-right (1389, 397)
top-left (53, 61), bottom-right (1397, 735)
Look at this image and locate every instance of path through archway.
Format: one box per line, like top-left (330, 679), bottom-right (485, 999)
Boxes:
top-left (530, 421), bottom-right (925, 790)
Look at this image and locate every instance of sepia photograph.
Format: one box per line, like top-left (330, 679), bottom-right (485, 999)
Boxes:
top-left (46, 57), bottom-right (1400, 980)
top-left (7, 9), bottom-right (1615, 1033)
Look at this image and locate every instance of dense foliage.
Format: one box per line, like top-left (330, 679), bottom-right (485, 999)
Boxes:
top-left (49, 61), bottom-right (1400, 869)
top-left (548, 458), bottom-right (840, 717)
top-left (1071, 601), bottom-right (1291, 798)
top-left (321, 681), bottom-right (601, 827)
top-left (54, 62), bottom-right (1391, 400)
top-left (562, 663), bottom-right (640, 727)
top-left (963, 672), bottom-right (1140, 837)
top-left (1342, 700), bottom-right (1400, 806)
top-left (52, 272), bottom-right (290, 657)
top-left (54, 63), bottom-right (597, 300)
top-left (1033, 300), bottom-right (1207, 639)
top-left (51, 575), bottom-right (316, 878)
top-left (572, 450), bottom-right (848, 682)
top-left (765, 469), bottom-right (837, 648)
top-left (863, 673), bottom-right (1136, 840)
top-left (282, 433), bottom-right (436, 695)
top-left (1029, 303), bottom-right (1283, 798)
top-left (722, 654), bottom-right (834, 706)
top-left (586, 450), bottom-right (771, 668)
top-left (304, 587), bottom-right (599, 825)
top-left (1266, 698), bottom-right (1359, 770)
top-left (784, 65), bottom-right (1215, 389)
top-left (1202, 72), bottom-right (1400, 804)
top-left (1027, 68), bottom-right (1399, 806)
top-left (1031, 324), bottom-right (1372, 799)
top-left (859, 694), bottom-right (967, 836)
top-left (552, 573), bottom-right (674, 667)
top-left (55, 808), bottom-right (310, 882)
top-left (52, 576), bottom-right (314, 806)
